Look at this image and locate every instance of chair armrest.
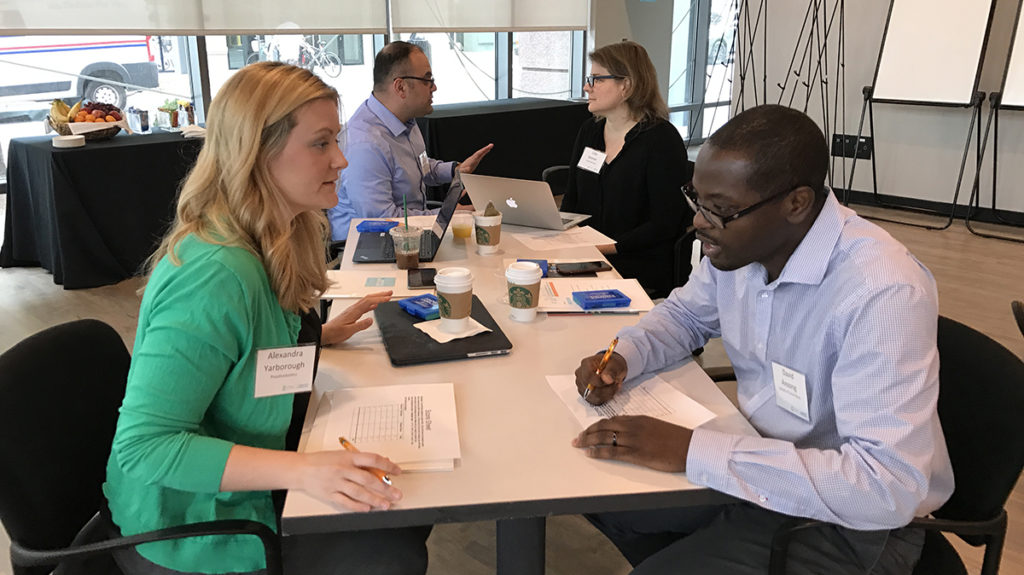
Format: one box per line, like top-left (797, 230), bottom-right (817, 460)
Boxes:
top-left (541, 165), bottom-right (570, 182)
top-left (11, 513), bottom-right (283, 575)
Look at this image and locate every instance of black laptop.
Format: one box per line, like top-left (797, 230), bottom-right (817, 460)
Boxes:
top-left (351, 177), bottom-right (463, 264)
top-left (374, 295), bottom-right (513, 366)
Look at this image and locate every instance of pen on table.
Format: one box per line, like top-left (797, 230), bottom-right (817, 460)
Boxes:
top-left (583, 337), bottom-right (619, 400)
top-left (338, 437), bottom-right (393, 486)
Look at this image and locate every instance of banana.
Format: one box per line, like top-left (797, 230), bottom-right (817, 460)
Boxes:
top-left (67, 101), bottom-right (82, 123)
top-left (49, 99), bottom-right (70, 123)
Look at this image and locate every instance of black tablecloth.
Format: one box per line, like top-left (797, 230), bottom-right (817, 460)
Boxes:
top-left (416, 97), bottom-right (591, 182)
top-left (1, 132), bottom-right (203, 289)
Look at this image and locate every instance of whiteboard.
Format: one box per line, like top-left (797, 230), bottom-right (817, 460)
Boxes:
top-left (872, 0), bottom-right (994, 105)
top-left (1000, 5), bottom-right (1024, 107)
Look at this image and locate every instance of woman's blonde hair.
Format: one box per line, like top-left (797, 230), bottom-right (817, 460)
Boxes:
top-left (146, 61), bottom-right (338, 313)
top-left (591, 41), bottom-right (668, 123)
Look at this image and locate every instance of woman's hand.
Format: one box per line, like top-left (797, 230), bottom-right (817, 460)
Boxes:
top-left (299, 450), bottom-right (404, 512)
top-left (321, 291), bottom-right (393, 345)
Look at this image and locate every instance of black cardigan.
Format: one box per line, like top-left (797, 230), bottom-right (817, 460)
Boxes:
top-left (561, 116), bottom-right (693, 297)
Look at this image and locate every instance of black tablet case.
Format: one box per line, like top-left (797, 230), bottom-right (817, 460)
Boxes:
top-left (374, 295), bottom-right (513, 366)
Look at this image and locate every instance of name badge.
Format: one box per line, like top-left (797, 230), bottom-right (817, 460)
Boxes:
top-left (771, 361), bottom-right (810, 421)
top-left (577, 147), bottom-right (607, 174)
top-left (254, 344), bottom-right (316, 398)
top-left (418, 151), bottom-right (430, 175)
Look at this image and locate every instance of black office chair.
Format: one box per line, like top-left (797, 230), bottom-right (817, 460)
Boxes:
top-left (541, 165), bottom-right (570, 197)
top-left (673, 226), bottom-right (698, 289)
top-left (1012, 300), bottom-right (1024, 338)
top-left (768, 316), bottom-right (1024, 575)
top-left (0, 319), bottom-right (283, 575)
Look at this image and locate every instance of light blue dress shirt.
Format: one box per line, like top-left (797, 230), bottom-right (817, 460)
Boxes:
top-left (328, 94), bottom-right (456, 240)
top-left (615, 191), bottom-right (955, 531)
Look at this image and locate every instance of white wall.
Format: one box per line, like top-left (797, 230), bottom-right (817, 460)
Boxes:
top-left (731, 0), bottom-right (1024, 212)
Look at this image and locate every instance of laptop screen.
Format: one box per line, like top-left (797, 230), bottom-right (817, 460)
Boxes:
top-left (430, 172), bottom-right (464, 240)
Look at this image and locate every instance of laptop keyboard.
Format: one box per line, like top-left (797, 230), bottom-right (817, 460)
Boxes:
top-left (381, 230), bottom-right (433, 259)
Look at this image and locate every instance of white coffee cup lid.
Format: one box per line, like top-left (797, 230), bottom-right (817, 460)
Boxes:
top-left (434, 267), bottom-right (474, 291)
top-left (506, 261), bottom-right (543, 283)
top-left (52, 135), bottom-right (85, 148)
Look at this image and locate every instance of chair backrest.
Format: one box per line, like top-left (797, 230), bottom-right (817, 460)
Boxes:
top-left (541, 165), bottom-right (570, 198)
top-left (672, 227), bottom-right (698, 289)
top-left (1012, 300), bottom-right (1024, 338)
top-left (0, 320), bottom-right (130, 574)
top-left (933, 316), bottom-right (1024, 528)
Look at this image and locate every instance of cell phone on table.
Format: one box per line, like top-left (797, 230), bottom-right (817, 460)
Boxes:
top-left (407, 268), bottom-right (437, 289)
top-left (552, 261), bottom-right (613, 275)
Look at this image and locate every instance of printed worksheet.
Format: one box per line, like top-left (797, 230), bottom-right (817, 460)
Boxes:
top-left (546, 373), bottom-right (717, 430)
top-left (316, 383), bottom-right (461, 469)
top-left (508, 226), bottom-right (615, 251)
top-left (322, 270), bottom-right (420, 299)
top-left (538, 278), bottom-right (655, 313)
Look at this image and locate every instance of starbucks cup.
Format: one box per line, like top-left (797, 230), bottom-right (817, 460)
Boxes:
top-left (505, 261), bottom-right (544, 322)
top-left (473, 211), bottom-right (502, 255)
top-left (434, 267), bottom-right (474, 333)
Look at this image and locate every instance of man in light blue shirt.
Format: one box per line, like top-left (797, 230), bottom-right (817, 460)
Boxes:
top-left (571, 105), bottom-right (954, 573)
top-left (328, 41), bottom-right (492, 240)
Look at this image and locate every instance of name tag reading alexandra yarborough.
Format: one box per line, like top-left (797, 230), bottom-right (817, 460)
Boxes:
top-left (771, 361), bottom-right (810, 422)
top-left (254, 344), bottom-right (316, 398)
top-left (577, 147), bottom-right (607, 174)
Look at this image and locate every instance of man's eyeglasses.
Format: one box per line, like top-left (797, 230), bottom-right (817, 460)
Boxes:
top-left (585, 74), bottom-right (626, 88)
top-left (682, 183), bottom-right (794, 229)
top-left (399, 75), bottom-right (436, 87)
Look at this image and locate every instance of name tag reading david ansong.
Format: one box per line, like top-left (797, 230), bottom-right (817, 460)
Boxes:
top-left (254, 344), bottom-right (316, 398)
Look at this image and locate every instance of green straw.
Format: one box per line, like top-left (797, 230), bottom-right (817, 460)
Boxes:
top-left (403, 194), bottom-right (408, 230)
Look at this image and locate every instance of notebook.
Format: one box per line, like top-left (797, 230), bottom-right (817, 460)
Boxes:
top-left (461, 172), bottom-right (591, 230)
top-left (374, 295), bottom-right (513, 366)
top-left (351, 176), bottom-right (464, 263)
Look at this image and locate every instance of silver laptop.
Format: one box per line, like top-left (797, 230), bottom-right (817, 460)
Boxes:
top-left (461, 173), bottom-right (591, 230)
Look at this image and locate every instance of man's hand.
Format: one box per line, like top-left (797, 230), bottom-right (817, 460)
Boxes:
top-left (574, 351), bottom-right (627, 405)
top-left (458, 143), bottom-right (494, 174)
top-left (572, 415), bottom-right (693, 472)
top-left (322, 291), bottom-right (393, 346)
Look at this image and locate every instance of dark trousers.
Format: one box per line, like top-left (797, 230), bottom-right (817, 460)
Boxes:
top-left (587, 503), bottom-right (923, 575)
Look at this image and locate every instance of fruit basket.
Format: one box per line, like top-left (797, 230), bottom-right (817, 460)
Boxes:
top-left (47, 117), bottom-right (121, 140)
top-left (46, 99), bottom-right (125, 141)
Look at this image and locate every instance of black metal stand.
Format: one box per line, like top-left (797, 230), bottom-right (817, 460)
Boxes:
top-left (963, 92), bottom-right (1024, 243)
top-left (845, 86), bottom-right (985, 231)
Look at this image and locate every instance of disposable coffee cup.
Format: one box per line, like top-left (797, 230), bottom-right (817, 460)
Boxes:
top-left (389, 225), bottom-right (421, 270)
top-left (451, 212), bottom-right (474, 240)
top-left (473, 211), bottom-right (502, 255)
top-left (505, 261), bottom-right (543, 322)
top-left (434, 267), bottom-right (474, 333)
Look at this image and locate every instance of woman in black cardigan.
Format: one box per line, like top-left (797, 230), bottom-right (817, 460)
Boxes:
top-left (561, 41), bottom-right (693, 298)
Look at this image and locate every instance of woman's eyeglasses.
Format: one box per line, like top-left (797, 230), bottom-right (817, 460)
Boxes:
top-left (585, 74), bottom-right (626, 88)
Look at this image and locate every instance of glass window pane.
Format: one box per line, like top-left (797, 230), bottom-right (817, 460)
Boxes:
top-left (207, 34), bottom-right (375, 121)
top-left (512, 31), bottom-right (573, 100)
top-left (0, 34), bottom-right (194, 186)
top-left (396, 33), bottom-right (496, 104)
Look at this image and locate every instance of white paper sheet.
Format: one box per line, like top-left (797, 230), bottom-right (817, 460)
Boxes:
top-left (322, 270), bottom-right (423, 299)
top-left (546, 373), bottom-right (717, 430)
top-left (315, 383), bottom-right (461, 470)
top-left (538, 278), bottom-right (655, 313)
top-left (508, 226), bottom-right (616, 251)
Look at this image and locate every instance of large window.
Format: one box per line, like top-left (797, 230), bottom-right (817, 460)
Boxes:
top-left (668, 0), bottom-right (737, 144)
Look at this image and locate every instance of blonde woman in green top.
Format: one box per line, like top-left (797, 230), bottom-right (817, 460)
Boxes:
top-left (104, 62), bottom-right (431, 574)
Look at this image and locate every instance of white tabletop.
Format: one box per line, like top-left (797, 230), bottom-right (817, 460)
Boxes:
top-left (282, 218), bottom-right (753, 534)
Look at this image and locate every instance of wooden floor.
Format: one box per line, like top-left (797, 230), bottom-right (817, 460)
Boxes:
top-left (1, 194), bottom-right (1022, 574)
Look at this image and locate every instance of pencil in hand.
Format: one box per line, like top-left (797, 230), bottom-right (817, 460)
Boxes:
top-left (338, 437), bottom-right (393, 486)
top-left (583, 337), bottom-right (619, 400)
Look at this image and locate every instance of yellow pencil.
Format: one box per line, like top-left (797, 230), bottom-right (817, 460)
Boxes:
top-left (338, 437), bottom-right (393, 486)
top-left (583, 337), bottom-right (619, 400)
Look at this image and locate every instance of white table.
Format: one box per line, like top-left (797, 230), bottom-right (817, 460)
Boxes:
top-left (282, 219), bottom-right (753, 573)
